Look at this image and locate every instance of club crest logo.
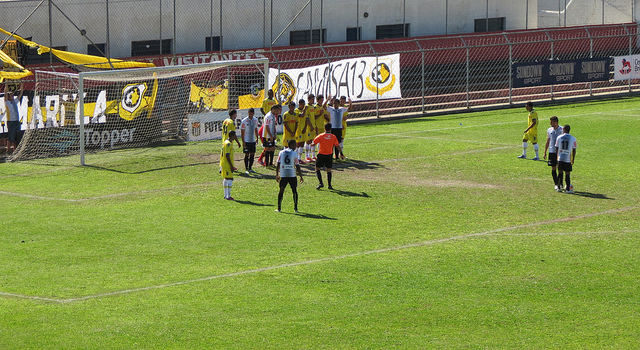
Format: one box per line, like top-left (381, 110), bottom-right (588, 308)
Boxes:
top-left (365, 58), bottom-right (397, 96)
top-left (271, 73), bottom-right (296, 105)
top-left (191, 121), bottom-right (201, 137)
top-left (121, 83), bottom-right (148, 114)
top-left (619, 59), bottom-right (632, 75)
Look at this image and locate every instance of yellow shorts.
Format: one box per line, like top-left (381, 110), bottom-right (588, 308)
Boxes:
top-left (296, 130), bottom-right (313, 143)
top-left (523, 130), bottom-right (538, 143)
top-left (220, 164), bottom-right (233, 179)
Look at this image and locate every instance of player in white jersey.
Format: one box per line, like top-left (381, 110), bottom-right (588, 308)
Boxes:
top-left (275, 139), bottom-right (304, 213)
top-left (543, 116), bottom-right (564, 190)
top-left (240, 108), bottom-right (259, 174)
top-left (324, 95), bottom-right (351, 159)
top-left (262, 104), bottom-right (280, 167)
top-left (554, 124), bottom-right (577, 194)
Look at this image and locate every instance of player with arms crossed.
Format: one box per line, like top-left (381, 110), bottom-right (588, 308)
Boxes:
top-left (555, 125), bottom-right (577, 194)
top-left (312, 123), bottom-right (342, 190)
top-left (220, 131), bottom-right (238, 200)
top-left (240, 108), bottom-right (259, 174)
top-left (518, 101), bottom-right (540, 160)
top-left (543, 116), bottom-right (564, 190)
top-left (275, 139), bottom-right (304, 213)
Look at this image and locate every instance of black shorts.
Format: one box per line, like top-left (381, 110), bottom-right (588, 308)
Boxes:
top-left (316, 154), bottom-right (333, 169)
top-left (547, 153), bottom-right (558, 167)
top-left (558, 161), bottom-right (572, 172)
top-left (262, 139), bottom-right (275, 148)
top-left (243, 142), bottom-right (256, 153)
top-left (330, 128), bottom-right (343, 144)
top-left (279, 177), bottom-right (297, 190)
top-left (8, 121), bottom-right (20, 143)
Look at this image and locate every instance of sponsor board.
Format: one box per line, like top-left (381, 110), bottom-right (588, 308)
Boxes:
top-left (513, 58), bottom-right (609, 88)
top-left (613, 54), bottom-right (640, 81)
top-left (187, 109), bottom-right (283, 142)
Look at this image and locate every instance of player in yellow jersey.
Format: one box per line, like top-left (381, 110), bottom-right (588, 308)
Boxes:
top-left (518, 101), bottom-right (540, 160)
top-left (260, 89), bottom-right (278, 116)
top-left (222, 109), bottom-right (241, 148)
top-left (220, 131), bottom-right (238, 200)
top-left (294, 99), bottom-right (312, 163)
top-left (339, 96), bottom-right (349, 159)
top-left (313, 94), bottom-right (329, 160)
top-left (282, 102), bottom-right (299, 147)
top-left (306, 94), bottom-right (321, 161)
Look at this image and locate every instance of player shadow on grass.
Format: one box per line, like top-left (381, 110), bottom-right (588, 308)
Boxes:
top-left (327, 188), bottom-right (370, 198)
top-left (572, 191), bottom-right (614, 200)
top-left (234, 200), bottom-right (275, 207)
top-left (293, 212), bottom-right (338, 220)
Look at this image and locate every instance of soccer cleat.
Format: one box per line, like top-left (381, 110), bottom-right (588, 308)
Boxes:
top-left (294, 209), bottom-right (299, 213)
top-left (275, 209), bottom-right (281, 212)
top-left (532, 156), bottom-right (540, 161)
top-left (316, 183), bottom-right (324, 189)
top-left (306, 157), bottom-right (312, 162)
top-left (517, 154), bottom-right (527, 159)
top-left (554, 185), bottom-right (559, 191)
top-left (258, 159), bottom-right (265, 166)
top-left (565, 190), bottom-right (574, 194)
top-left (556, 187), bottom-right (563, 193)
top-left (328, 185), bottom-right (334, 190)
top-left (249, 169), bottom-right (257, 174)
top-left (245, 171), bottom-right (251, 175)
top-left (312, 157), bottom-right (317, 161)
top-left (226, 197), bottom-right (235, 201)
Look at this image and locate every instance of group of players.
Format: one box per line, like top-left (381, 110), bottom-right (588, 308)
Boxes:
top-left (518, 101), bottom-right (578, 194)
top-left (218, 89), bottom-right (352, 212)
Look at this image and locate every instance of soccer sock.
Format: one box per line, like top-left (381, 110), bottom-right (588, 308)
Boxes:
top-left (565, 173), bottom-right (571, 190)
top-left (223, 179), bottom-right (229, 198)
top-left (228, 180), bottom-right (233, 197)
top-left (522, 142), bottom-right (528, 156)
top-left (244, 155), bottom-right (249, 170)
top-left (557, 171), bottom-right (564, 188)
top-left (268, 151), bottom-right (274, 166)
top-left (316, 170), bottom-right (323, 184)
top-left (311, 144), bottom-right (316, 157)
top-left (249, 155), bottom-right (254, 170)
top-left (277, 189), bottom-right (284, 210)
top-left (340, 140), bottom-right (344, 154)
top-left (533, 144), bottom-right (539, 157)
top-left (552, 169), bottom-right (558, 185)
top-left (327, 172), bottom-right (332, 187)
top-left (297, 147), bottom-right (304, 160)
top-left (292, 188), bottom-right (298, 210)
top-left (304, 144), bottom-right (310, 159)
top-left (258, 150), bottom-right (265, 162)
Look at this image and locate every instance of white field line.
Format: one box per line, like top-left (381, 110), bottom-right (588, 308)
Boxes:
top-left (1, 206), bottom-right (636, 304)
top-left (349, 108), bottom-right (640, 141)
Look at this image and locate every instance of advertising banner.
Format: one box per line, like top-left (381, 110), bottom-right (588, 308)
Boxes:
top-left (187, 109), bottom-right (283, 142)
top-left (513, 58), bottom-right (609, 88)
top-left (613, 55), bottom-right (640, 81)
top-left (267, 54), bottom-right (402, 106)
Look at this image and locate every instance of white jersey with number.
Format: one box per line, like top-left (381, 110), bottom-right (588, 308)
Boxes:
top-left (277, 148), bottom-right (299, 178)
top-left (555, 133), bottom-right (577, 163)
top-left (262, 112), bottom-right (277, 139)
top-left (240, 116), bottom-right (258, 142)
top-left (546, 125), bottom-right (563, 153)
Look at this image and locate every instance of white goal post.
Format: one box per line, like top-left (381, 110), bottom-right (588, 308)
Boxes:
top-left (10, 58), bottom-right (269, 165)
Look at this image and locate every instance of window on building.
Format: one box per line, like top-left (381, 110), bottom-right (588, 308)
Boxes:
top-left (346, 27), bottom-right (362, 42)
top-left (87, 43), bottom-right (106, 57)
top-left (474, 17), bottom-right (506, 32)
top-left (289, 29), bottom-right (326, 46)
top-left (205, 36), bottom-right (221, 51)
top-left (131, 39), bottom-right (172, 57)
top-left (376, 24), bottom-right (409, 39)
top-left (25, 46), bottom-right (67, 65)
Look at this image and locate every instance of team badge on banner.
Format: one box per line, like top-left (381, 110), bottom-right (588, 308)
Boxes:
top-left (365, 56), bottom-right (398, 96)
top-left (119, 77), bottom-right (158, 121)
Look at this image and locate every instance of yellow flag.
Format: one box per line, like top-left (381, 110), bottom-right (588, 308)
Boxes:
top-left (238, 89), bottom-right (265, 109)
top-left (190, 82), bottom-right (228, 109)
top-left (119, 80), bottom-right (157, 121)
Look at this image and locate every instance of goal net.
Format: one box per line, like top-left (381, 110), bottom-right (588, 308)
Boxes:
top-left (9, 59), bottom-right (269, 164)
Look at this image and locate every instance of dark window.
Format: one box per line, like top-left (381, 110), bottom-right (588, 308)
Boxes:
top-left (346, 27), bottom-right (362, 41)
top-left (376, 24), bottom-right (409, 39)
top-left (131, 39), bottom-right (172, 57)
top-left (289, 29), bottom-right (326, 46)
top-left (87, 43), bottom-right (106, 57)
top-left (25, 46), bottom-right (67, 65)
top-left (205, 36), bottom-right (221, 51)
top-left (474, 17), bottom-right (506, 32)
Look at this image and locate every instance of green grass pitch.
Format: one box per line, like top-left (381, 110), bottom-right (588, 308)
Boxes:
top-left (1, 97), bottom-right (639, 349)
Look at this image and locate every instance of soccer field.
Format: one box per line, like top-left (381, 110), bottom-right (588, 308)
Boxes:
top-left (1, 97), bottom-right (639, 349)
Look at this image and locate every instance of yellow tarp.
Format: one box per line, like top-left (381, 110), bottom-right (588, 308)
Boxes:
top-left (0, 27), bottom-right (154, 71)
top-left (238, 89), bottom-right (265, 109)
top-left (190, 82), bottom-right (228, 110)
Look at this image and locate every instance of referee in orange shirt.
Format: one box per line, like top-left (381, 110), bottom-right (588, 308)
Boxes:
top-left (312, 123), bottom-right (342, 190)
